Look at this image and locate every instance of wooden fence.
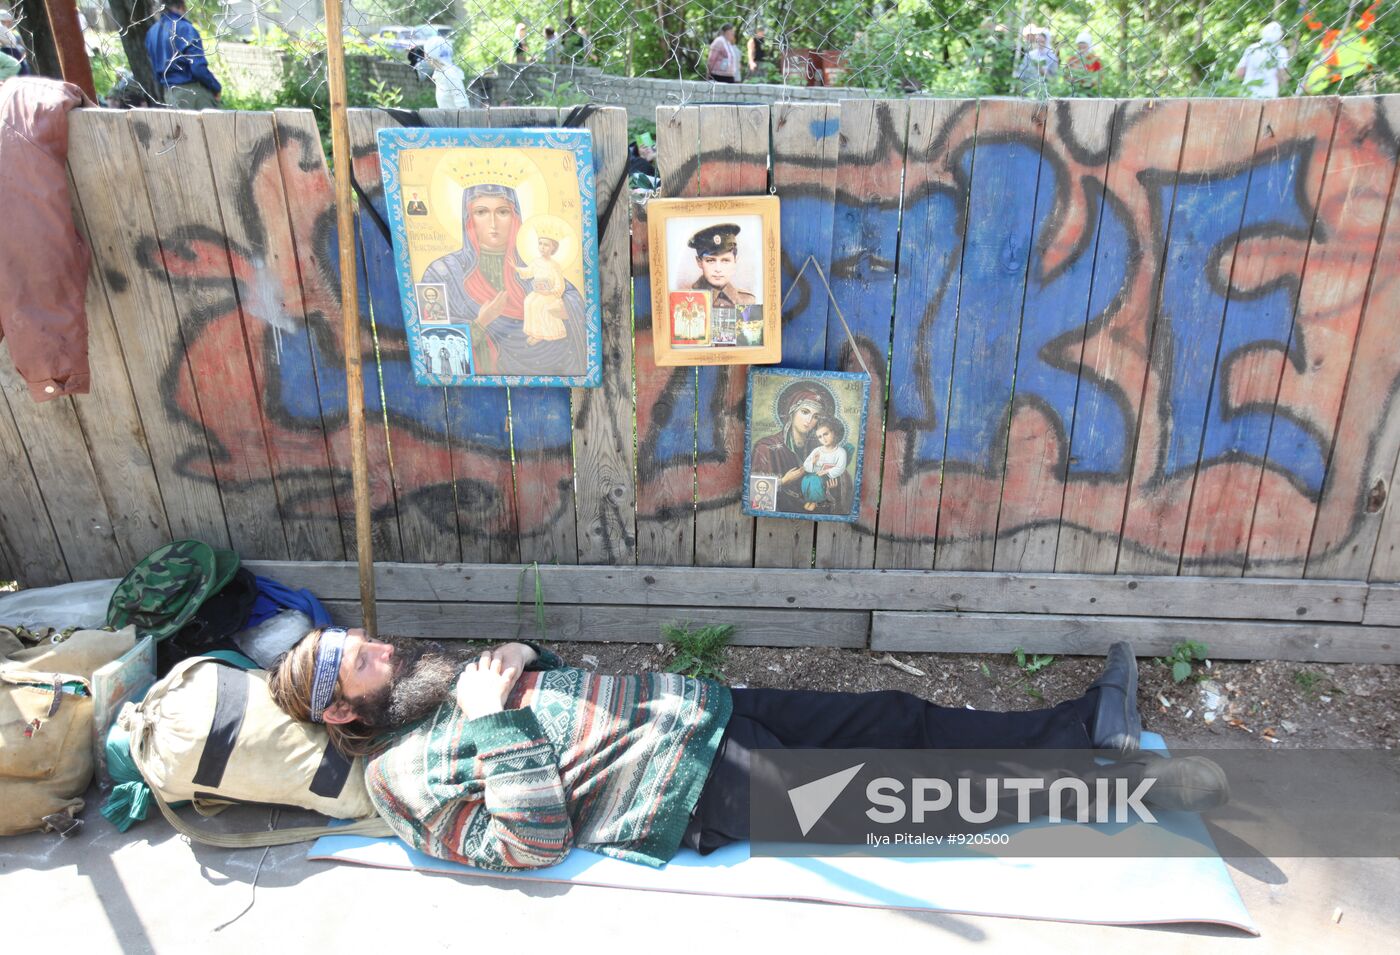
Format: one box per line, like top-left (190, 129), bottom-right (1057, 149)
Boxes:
top-left (5, 98), bottom-right (1400, 661)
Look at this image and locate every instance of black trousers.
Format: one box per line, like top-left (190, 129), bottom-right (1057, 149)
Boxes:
top-left (681, 686), bottom-right (1099, 853)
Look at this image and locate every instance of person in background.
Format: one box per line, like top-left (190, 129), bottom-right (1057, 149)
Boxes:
top-left (513, 22), bottom-right (528, 63)
top-left (1235, 21), bottom-right (1290, 98)
top-left (707, 24), bottom-right (741, 83)
top-left (144, 0), bottom-right (221, 109)
top-left (1064, 30), bottom-right (1102, 93)
top-left (542, 26), bottom-right (560, 64)
top-left (1013, 24), bottom-right (1058, 96)
top-left (747, 25), bottom-right (769, 78)
top-left (627, 130), bottom-right (659, 191)
top-left (0, 48), bottom-right (18, 82)
top-left (410, 32), bottom-right (470, 109)
top-left (0, 9), bottom-right (28, 76)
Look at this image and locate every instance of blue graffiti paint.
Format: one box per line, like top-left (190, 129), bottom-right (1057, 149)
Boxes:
top-left (809, 117), bottom-right (840, 140)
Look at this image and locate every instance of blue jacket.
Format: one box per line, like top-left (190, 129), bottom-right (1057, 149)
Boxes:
top-left (144, 11), bottom-right (221, 93)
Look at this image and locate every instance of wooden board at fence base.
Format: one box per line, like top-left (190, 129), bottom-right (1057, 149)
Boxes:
top-left (65, 109), bottom-right (233, 551)
top-left (1117, 97), bottom-right (1264, 576)
top-left (131, 109), bottom-right (291, 561)
top-left (934, 98), bottom-right (1047, 572)
top-left (1054, 99), bottom-right (1190, 574)
top-left (872, 611), bottom-right (1399, 664)
top-left (634, 106), bottom-right (700, 566)
top-left (326, 600), bottom-right (869, 648)
top-left (755, 103), bottom-right (841, 568)
top-left (873, 98), bottom-right (973, 571)
top-left (571, 106), bottom-right (637, 565)
top-left (273, 108), bottom-right (400, 563)
top-left (488, 107), bottom-right (579, 566)
top-left (347, 108), bottom-right (460, 564)
top-left (992, 98), bottom-right (1119, 574)
top-left (1245, 97), bottom-right (1400, 577)
top-left (202, 109), bottom-right (346, 562)
top-left (815, 99), bottom-right (909, 570)
top-left (692, 105), bottom-right (767, 568)
top-left (1178, 97), bottom-right (1339, 575)
top-left (245, 560), bottom-right (1366, 623)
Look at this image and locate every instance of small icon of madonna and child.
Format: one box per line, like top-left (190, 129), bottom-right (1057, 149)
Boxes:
top-left (749, 378), bottom-right (858, 518)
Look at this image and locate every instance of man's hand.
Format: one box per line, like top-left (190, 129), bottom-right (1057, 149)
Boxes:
top-left (483, 641), bottom-right (538, 675)
top-left (455, 652), bottom-right (519, 720)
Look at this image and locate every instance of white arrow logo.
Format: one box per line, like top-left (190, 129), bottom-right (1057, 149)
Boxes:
top-left (787, 763), bottom-right (865, 836)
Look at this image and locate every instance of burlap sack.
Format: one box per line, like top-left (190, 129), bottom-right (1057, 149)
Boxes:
top-left (0, 628), bottom-right (136, 835)
top-left (120, 656), bottom-right (376, 820)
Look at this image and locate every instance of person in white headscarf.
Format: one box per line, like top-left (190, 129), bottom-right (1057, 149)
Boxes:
top-left (1065, 29), bottom-right (1103, 93)
top-left (410, 30), bottom-right (471, 109)
top-left (1012, 24), bottom-right (1058, 95)
top-left (1235, 21), bottom-right (1290, 98)
top-left (0, 9), bottom-right (29, 76)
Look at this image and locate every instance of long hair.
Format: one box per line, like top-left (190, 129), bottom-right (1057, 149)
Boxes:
top-left (268, 628), bottom-right (384, 760)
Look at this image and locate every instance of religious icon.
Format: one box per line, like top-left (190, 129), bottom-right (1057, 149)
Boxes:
top-left (743, 368), bottom-right (871, 522)
top-left (669, 290), bottom-right (711, 346)
top-left (416, 283), bottom-right (451, 324)
top-left (377, 127), bottom-right (604, 387)
top-left (647, 195), bottom-right (781, 366)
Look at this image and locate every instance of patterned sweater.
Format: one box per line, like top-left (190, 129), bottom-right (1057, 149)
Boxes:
top-left (365, 650), bottom-right (733, 871)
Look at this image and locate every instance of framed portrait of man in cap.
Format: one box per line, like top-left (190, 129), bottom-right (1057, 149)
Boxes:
top-left (376, 127), bottom-right (604, 387)
top-left (743, 368), bottom-right (870, 522)
top-left (646, 195), bottom-right (781, 366)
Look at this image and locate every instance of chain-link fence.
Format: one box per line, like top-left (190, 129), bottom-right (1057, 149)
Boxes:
top-left (7, 2), bottom-right (1399, 123)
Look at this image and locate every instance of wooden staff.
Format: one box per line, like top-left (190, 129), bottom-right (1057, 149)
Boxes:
top-left (324, 0), bottom-right (377, 637)
top-left (42, 0), bottom-right (96, 100)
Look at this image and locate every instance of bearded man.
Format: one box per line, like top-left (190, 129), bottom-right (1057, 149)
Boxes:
top-left (269, 631), bottom-right (1226, 872)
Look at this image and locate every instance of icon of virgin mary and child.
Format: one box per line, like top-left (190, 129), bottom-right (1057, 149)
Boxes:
top-left (421, 184), bottom-right (587, 377)
top-left (750, 379), bottom-right (856, 516)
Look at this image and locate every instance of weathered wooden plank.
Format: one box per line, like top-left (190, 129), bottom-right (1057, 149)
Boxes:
top-left (874, 98), bottom-right (969, 571)
top-left (634, 106), bottom-right (701, 565)
top-left (1178, 97), bottom-right (1339, 574)
top-left (0, 367), bottom-right (126, 579)
top-left (934, 98), bottom-right (1046, 571)
top-left (1054, 99), bottom-right (1190, 574)
top-left (202, 109), bottom-right (345, 561)
top-left (346, 108), bottom-right (459, 563)
top-left (873, 611), bottom-right (1399, 663)
top-left (0, 389), bottom-right (68, 585)
top-left (246, 560), bottom-right (1367, 622)
top-left (130, 109), bottom-right (290, 559)
top-left (1117, 98), bottom-right (1264, 575)
top-left (326, 600), bottom-right (869, 648)
top-left (993, 98), bottom-right (1119, 573)
top-left (66, 109), bottom-right (232, 549)
top-left (421, 107), bottom-right (521, 565)
top-left (67, 179), bottom-right (172, 567)
top-left (815, 99), bottom-right (908, 569)
top-left (570, 106), bottom-right (637, 564)
top-left (1306, 99), bottom-right (1400, 580)
top-left (692, 105), bottom-right (767, 568)
top-left (1363, 584), bottom-right (1400, 626)
top-left (272, 108), bottom-right (400, 563)
top-left (755, 102), bottom-right (840, 568)
top-left (1246, 97), bottom-right (1400, 575)
top-left (484, 106), bottom-right (580, 565)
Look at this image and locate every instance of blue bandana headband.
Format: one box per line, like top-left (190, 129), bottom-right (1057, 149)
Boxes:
top-left (309, 627), bottom-right (349, 723)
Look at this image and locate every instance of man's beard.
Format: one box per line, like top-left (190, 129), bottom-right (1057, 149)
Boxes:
top-left (352, 638), bottom-right (477, 731)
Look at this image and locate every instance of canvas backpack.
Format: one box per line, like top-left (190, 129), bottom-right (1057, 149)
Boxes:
top-left (119, 655), bottom-right (390, 847)
top-left (1, 628), bottom-right (135, 836)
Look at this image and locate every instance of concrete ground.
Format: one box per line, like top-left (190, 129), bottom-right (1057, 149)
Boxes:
top-left (4, 791), bottom-right (1395, 953)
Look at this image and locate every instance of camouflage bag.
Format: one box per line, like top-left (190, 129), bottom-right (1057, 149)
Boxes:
top-left (106, 540), bottom-right (239, 643)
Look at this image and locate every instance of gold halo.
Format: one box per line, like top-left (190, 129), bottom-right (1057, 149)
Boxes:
top-left (428, 148), bottom-right (550, 242)
top-left (517, 214), bottom-right (578, 270)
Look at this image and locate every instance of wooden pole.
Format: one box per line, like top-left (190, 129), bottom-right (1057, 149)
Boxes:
top-left (323, 0), bottom-right (378, 638)
top-left (41, 0), bottom-right (96, 100)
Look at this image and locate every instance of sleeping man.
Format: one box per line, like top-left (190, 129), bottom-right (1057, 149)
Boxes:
top-left (270, 632), bottom-right (1226, 871)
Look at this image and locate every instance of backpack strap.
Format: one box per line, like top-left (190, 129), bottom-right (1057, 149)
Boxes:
top-left (151, 789), bottom-right (392, 848)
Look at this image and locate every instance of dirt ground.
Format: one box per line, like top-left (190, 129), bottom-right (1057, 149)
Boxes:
top-left (567, 641), bottom-right (1400, 750)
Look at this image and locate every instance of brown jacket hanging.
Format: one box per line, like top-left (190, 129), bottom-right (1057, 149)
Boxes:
top-left (0, 77), bottom-right (90, 401)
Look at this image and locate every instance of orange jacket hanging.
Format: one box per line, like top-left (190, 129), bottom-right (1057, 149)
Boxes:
top-left (0, 77), bottom-right (90, 401)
